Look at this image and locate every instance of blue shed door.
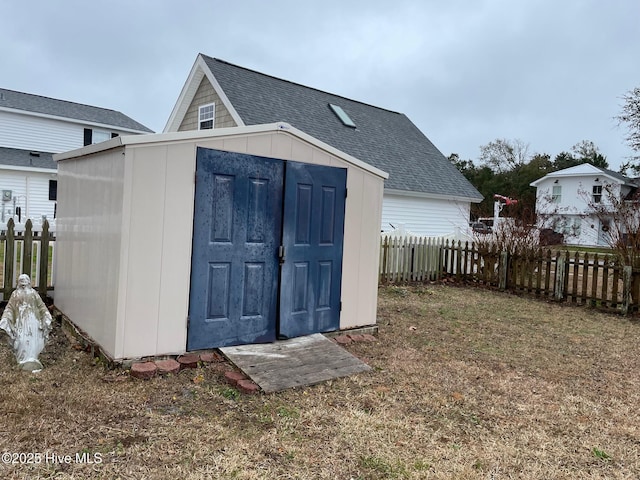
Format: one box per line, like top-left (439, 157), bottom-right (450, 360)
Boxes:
top-left (279, 161), bottom-right (347, 338)
top-left (187, 148), bottom-right (284, 350)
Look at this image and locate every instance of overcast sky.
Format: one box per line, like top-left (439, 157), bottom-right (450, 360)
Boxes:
top-left (2, 0), bottom-right (638, 170)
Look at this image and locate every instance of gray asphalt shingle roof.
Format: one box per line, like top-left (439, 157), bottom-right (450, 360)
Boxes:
top-left (597, 166), bottom-right (635, 186)
top-left (0, 147), bottom-right (56, 170)
top-left (0, 88), bottom-right (153, 133)
top-left (202, 55), bottom-right (482, 201)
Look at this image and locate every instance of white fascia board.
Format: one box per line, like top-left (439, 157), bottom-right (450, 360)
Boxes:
top-left (0, 164), bottom-right (56, 174)
top-left (0, 106), bottom-right (151, 135)
top-left (385, 188), bottom-right (482, 203)
top-left (163, 57), bottom-right (204, 132)
top-left (201, 58), bottom-right (244, 128)
top-left (163, 55), bottom-right (245, 133)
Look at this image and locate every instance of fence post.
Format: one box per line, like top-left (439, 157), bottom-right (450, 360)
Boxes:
top-left (38, 220), bottom-right (50, 298)
top-left (622, 265), bottom-right (633, 315)
top-left (498, 251), bottom-right (509, 290)
top-left (455, 241), bottom-right (462, 281)
top-left (431, 240), bottom-right (444, 280)
top-left (23, 219), bottom-right (33, 276)
top-left (3, 219), bottom-right (15, 300)
top-left (555, 255), bottom-right (566, 301)
top-left (390, 237), bottom-right (398, 283)
top-left (443, 240), bottom-right (450, 276)
top-left (380, 237), bottom-right (387, 284)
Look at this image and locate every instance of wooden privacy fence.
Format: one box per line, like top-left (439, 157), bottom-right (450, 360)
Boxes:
top-left (379, 236), bottom-right (640, 315)
top-left (0, 218), bottom-right (55, 300)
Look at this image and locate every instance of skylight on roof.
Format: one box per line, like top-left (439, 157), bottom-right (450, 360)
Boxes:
top-left (329, 104), bottom-right (356, 128)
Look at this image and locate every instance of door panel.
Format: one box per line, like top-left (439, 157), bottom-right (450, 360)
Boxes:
top-left (279, 161), bottom-right (347, 338)
top-left (187, 148), bottom-right (284, 350)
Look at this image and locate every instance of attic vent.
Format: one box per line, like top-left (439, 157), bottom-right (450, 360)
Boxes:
top-left (329, 104), bottom-right (356, 128)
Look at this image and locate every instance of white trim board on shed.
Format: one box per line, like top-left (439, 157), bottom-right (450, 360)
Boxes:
top-left (53, 123), bottom-right (388, 360)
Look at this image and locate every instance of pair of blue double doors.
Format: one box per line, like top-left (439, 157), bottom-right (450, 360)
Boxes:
top-left (187, 148), bottom-right (347, 350)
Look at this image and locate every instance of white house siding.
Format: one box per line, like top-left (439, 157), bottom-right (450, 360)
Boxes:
top-left (0, 167), bottom-right (56, 223)
top-left (381, 193), bottom-right (471, 237)
top-left (0, 110), bottom-right (84, 153)
top-left (534, 176), bottom-right (621, 215)
top-left (0, 110), bottom-right (147, 154)
top-left (0, 111), bottom-right (152, 224)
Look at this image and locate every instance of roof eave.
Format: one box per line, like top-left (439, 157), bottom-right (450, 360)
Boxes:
top-left (385, 188), bottom-right (483, 203)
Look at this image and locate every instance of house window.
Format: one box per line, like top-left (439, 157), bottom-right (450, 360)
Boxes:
top-left (83, 128), bottom-right (114, 146)
top-left (592, 185), bottom-right (602, 203)
top-left (552, 185), bottom-right (562, 203)
top-left (199, 103), bottom-right (215, 130)
top-left (49, 180), bottom-right (57, 201)
top-left (92, 129), bottom-right (111, 143)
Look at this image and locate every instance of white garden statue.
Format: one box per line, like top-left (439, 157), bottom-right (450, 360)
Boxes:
top-left (0, 274), bottom-right (52, 372)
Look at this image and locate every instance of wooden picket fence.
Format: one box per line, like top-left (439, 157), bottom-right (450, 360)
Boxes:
top-left (379, 236), bottom-right (640, 315)
top-left (0, 218), bottom-right (55, 300)
top-left (379, 236), bottom-right (446, 283)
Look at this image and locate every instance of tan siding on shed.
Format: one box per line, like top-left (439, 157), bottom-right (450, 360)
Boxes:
top-left (55, 149), bottom-right (126, 357)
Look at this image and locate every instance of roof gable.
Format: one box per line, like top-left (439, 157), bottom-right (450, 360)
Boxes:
top-left (166, 54), bottom-right (482, 202)
top-left (0, 88), bottom-right (153, 133)
top-left (530, 163), bottom-right (634, 187)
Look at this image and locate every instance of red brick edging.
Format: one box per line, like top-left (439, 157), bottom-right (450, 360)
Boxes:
top-left (129, 351), bottom-right (260, 394)
top-left (129, 333), bottom-right (376, 390)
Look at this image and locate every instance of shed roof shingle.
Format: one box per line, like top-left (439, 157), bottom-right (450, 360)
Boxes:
top-left (201, 55), bottom-right (482, 201)
top-left (0, 88), bottom-right (153, 133)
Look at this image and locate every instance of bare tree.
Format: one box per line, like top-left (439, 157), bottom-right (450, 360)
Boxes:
top-left (479, 138), bottom-right (530, 173)
top-left (616, 87), bottom-right (640, 160)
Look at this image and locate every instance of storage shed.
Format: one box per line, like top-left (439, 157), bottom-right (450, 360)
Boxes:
top-left (53, 123), bottom-right (387, 360)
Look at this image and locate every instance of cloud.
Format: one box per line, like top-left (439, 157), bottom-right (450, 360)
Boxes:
top-left (2, 0), bottom-right (639, 167)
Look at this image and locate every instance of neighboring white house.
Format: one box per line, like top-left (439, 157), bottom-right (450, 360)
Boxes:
top-left (0, 88), bottom-right (153, 226)
top-left (164, 54), bottom-right (483, 237)
top-left (530, 163), bottom-right (637, 246)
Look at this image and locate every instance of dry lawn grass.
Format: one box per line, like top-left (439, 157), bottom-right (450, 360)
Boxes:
top-left (1, 285), bottom-right (640, 479)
